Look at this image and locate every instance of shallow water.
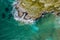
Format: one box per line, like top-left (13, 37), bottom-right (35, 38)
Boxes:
top-left (0, 0), bottom-right (60, 40)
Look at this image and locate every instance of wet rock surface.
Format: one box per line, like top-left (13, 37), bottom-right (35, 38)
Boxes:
top-left (15, 0), bottom-right (60, 20)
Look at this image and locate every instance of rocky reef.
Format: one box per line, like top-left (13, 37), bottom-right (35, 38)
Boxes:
top-left (12, 0), bottom-right (60, 23)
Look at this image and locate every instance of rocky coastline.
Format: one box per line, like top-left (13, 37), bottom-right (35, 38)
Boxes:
top-left (12, 0), bottom-right (60, 24)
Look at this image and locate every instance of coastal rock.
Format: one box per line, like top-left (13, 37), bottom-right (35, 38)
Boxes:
top-left (13, 0), bottom-right (60, 23)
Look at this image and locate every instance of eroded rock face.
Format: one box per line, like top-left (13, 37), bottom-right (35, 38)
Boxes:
top-left (15, 0), bottom-right (60, 20)
top-left (15, 0), bottom-right (43, 20)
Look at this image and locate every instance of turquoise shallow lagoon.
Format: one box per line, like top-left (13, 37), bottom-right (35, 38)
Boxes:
top-left (0, 0), bottom-right (60, 40)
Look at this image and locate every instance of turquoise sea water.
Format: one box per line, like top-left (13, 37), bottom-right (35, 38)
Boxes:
top-left (0, 0), bottom-right (60, 40)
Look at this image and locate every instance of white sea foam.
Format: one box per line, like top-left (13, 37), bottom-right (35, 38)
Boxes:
top-left (12, 0), bottom-right (34, 24)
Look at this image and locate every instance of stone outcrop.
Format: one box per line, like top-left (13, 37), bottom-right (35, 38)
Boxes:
top-left (13, 0), bottom-right (60, 23)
